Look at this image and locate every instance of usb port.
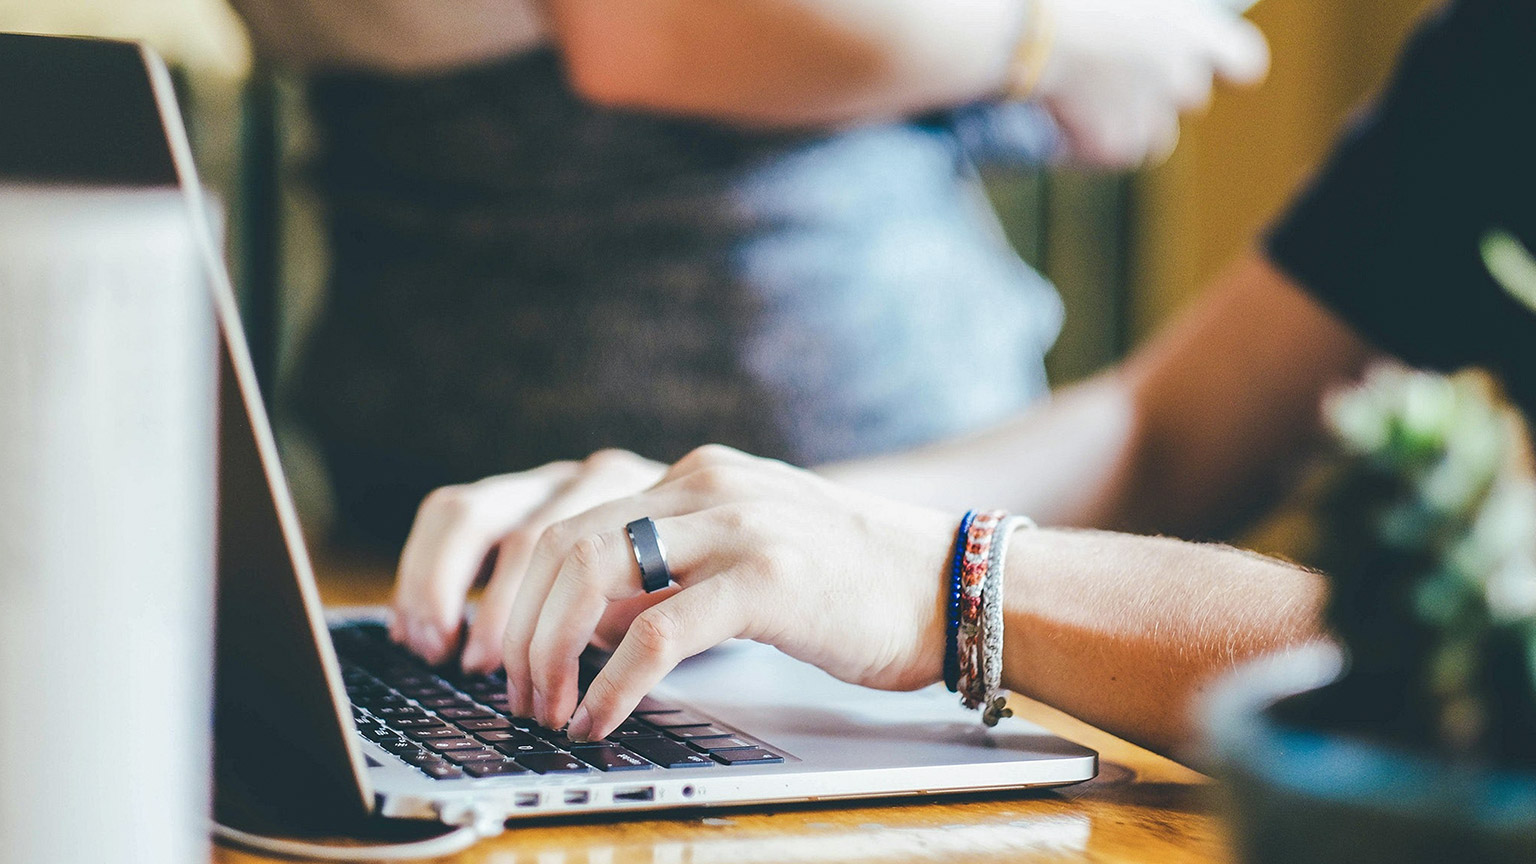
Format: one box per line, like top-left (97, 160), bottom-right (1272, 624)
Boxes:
top-left (613, 786), bottom-right (655, 803)
top-left (514, 793), bottom-right (540, 808)
top-left (563, 790), bottom-right (590, 805)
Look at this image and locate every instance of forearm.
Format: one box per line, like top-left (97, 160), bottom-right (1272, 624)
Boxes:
top-left (819, 373), bottom-right (1139, 527)
top-left (543, 0), bottom-right (1022, 127)
top-left (1001, 527), bottom-right (1327, 757)
top-left (823, 252), bottom-right (1377, 537)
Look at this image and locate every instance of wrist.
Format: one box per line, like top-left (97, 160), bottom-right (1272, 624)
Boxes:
top-left (1000, 0), bottom-right (1057, 101)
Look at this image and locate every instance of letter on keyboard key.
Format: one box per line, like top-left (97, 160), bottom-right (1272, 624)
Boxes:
top-left (624, 737), bottom-right (715, 768)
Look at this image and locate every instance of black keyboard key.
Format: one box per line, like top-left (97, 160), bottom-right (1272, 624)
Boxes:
top-left (494, 737), bottom-right (560, 756)
top-left (420, 762), bottom-right (464, 780)
top-left (712, 748), bottom-right (784, 766)
top-left (690, 735), bottom-right (759, 753)
top-left (538, 731), bottom-right (590, 750)
top-left (403, 750), bottom-right (446, 767)
top-left (624, 737), bottom-right (715, 769)
top-left (393, 716), bottom-right (447, 729)
top-left (473, 729), bottom-right (528, 744)
top-left (404, 725), bottom-right (462, 740)
top-left (464, 760), bottom-right (530, 778)
top-left (455, 717), bottom-right (512, 732)
top-left (380, 739), bottom-right (420, 755)
top-left (634, 696), bottom-right (680, 714)
top-left (443, 748), bottom-right (505, 764)
top-left (667, 725), bottom-right (736, 740)
top-left (397, 684), bottom-right (456, 700)
top-left (352, 694), bottom-right (408, 710)
top-left (574, 745), bottom-right (652, 772)
top-left (438, 707), bottom-right (497, 721)
top-left (645, 712), bottom-right (715, 728)
top-left (371, 705), bottom-right (428, 720)
top-left (419, 697), bottom-right (472, 710)
top-left (515, 753), bottom-right (588, 774)
top-left (360, 726), bottom-right (398, 743)
top-left (606, 721), bottom-right (663, 740)
top-left (425, 738), bottom-right (482, 752)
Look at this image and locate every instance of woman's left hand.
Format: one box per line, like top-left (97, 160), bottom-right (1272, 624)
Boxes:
top-left (490, 445), bottom-right (957, 742)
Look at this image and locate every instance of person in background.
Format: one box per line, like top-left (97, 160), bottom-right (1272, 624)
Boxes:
top-left (226, 0), bottom-right (1267, 549)
top-left (385, 0), bottom-right (1536, 757)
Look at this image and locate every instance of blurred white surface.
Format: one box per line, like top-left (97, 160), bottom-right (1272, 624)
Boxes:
top-left (0, 185), bottom-right (216, 863)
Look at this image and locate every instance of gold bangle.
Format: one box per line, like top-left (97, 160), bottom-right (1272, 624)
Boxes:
top-left (1004, 0), bottom-right (1057, 101)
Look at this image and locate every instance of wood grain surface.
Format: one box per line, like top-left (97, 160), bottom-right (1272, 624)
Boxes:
top-left (213, 554), bottom-right (1233, 864)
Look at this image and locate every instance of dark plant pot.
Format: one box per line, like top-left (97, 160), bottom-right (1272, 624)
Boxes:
top-left (1205, 646), bottom-right (1536, 864)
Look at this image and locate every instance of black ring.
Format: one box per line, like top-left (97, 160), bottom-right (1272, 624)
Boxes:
top-left (626, 517), bottom-right (673, 593)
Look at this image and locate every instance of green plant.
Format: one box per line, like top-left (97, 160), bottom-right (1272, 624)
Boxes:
top-left (1308, 365), bottom-right (1536, 765)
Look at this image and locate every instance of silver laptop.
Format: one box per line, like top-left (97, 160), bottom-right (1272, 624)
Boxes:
top-left (0, 32), bottom-right (1095, 842)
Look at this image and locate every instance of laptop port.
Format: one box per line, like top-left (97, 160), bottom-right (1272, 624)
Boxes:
top-left (563, 790), bottom-right (590, 806)
top-left (514, 793), bottom-right (540, 808)
top-left (613, 786), bottom-right (655, 803)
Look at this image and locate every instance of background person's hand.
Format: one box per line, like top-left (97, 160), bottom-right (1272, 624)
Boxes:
top-left (390, 450), bottom-right (667, 671)
top-left (494, 445), bottom-right (958, 742)
top-left (1035, 0), bottom-right (1270, 167)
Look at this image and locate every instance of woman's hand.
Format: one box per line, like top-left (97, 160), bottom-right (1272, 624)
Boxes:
top-left (487, 445), bottom-right (956, 742)
top-left (391, 450), bottom-right (667, 671)
top-left (1037, 0), bottom-right (1270, 167)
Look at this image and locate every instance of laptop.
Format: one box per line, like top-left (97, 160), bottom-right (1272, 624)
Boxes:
top-left (0, 32), bottom-right (1096, 848)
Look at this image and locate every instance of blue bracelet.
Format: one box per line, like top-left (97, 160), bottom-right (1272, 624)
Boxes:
top-left (943, 510), bottom-right (977, 693)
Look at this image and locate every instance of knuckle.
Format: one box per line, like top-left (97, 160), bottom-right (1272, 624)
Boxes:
top-left (714, 502), bottom-right (755, 534)
top-left (629, 607), bottom-right (681, 659)
top-left (679, 443), bottom-right (742, 470)
top-left (685, 465), bottom-right (736, 496)
top-left (420, 484), bottom-right (473, 520)
top-left (565, 533), bottom-right (613, 586)
top-left (583, 448), bottom-right (637, 473)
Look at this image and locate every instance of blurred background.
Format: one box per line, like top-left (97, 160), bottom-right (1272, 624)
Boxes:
top-left (0, 0), bottom-right (1437, 540)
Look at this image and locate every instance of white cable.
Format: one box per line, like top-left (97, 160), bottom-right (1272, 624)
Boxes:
top-left (211, 817), bottom-right (494, 861)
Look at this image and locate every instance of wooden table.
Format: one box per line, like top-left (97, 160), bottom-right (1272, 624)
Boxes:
top-left (215, 556), bottom-right (1234, 864)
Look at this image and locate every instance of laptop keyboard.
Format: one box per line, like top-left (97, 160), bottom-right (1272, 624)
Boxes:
top-left (331, 622), bottom-right (785, 781)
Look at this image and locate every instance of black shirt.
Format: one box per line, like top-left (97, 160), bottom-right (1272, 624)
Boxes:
top-left (1266, 0), bottom-right (1536, 415)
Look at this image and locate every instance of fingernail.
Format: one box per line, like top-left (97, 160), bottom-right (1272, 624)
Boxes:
top-left (567, 704), bottom-right (593, 742)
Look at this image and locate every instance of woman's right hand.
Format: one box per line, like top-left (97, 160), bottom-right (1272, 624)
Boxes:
top-left (1036, 0), bottom-right (1270, 168)
top-left (390, 450), bottom-right (667, 671)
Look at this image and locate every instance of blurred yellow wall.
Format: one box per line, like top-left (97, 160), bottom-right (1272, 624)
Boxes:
top-left (1132, 0), bottom-right (1438, 339)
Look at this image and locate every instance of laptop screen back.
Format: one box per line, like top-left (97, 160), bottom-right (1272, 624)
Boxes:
top-left (0, 32), bottom-right (373, 825)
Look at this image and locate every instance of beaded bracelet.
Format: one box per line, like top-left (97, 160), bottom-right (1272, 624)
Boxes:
top-left (943, 510), bottom-right (978, 693)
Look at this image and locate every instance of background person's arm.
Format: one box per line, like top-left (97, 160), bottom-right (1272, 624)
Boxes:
top-left (542, 0), bottom-right (1268, 165)
top-left (822, 251), bottom-right (1378, 538)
